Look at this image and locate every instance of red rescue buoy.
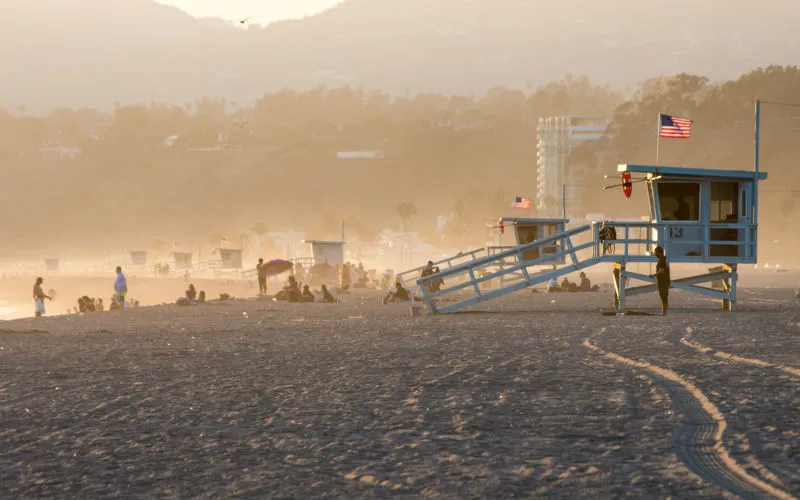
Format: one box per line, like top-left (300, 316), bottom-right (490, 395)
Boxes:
top-left (622, 172), bottom-right (633, 198)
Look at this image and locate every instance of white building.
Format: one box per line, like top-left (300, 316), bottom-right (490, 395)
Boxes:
top-left (536, 116), bottom-right (609, 215)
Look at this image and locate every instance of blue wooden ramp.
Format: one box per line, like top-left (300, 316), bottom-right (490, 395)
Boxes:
top-left (415, 224), bottom-right (602, 314)
top-left (415, 220), bottom-right (742, 314)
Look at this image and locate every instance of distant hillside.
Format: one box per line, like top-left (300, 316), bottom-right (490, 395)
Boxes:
top-left (3, 0), bottom-right (800, 112)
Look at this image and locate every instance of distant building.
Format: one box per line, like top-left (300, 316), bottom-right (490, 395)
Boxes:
top-left (536, 116), bottom-right (609, 215)
top-left (38, 140), bottom-right (81, 159)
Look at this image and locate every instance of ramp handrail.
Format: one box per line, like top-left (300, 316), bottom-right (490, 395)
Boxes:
top-left (415, 221), bottom-right (669, 314)
top-left (421, 224), bottom-right (593, 284)
top-left (396, 247), bottom-right (487, 286)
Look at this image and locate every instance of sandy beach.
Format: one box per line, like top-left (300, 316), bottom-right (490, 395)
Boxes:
top-left (1, 277), bottom-right (799, 498)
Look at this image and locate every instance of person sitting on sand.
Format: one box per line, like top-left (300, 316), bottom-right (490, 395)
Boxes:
top-left (300, 285), bottom-right (315, 303)
top-left (95, 298), bottom-right (104, 312)
top-left (547, 277), bottom-right (559, 292)
top-left (186, 284), bottom-right (197, 301)
top-left (197, 290), bottom-right (206, 304)
top-left (320, 284), bottom-right (338, 303)
top-left (275, 276), bottom-right (302, 303)
top-left (383, 282), bottom-right (411, 304)
top-left (561, 277), bottom-right (572, 291)
top-left (78, 296), bottom-right (96, 313)
top-left (579, 272), bottom-right (599, 292)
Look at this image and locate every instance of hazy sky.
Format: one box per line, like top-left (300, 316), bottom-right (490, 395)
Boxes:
top-left (156, 0), bottom-right (343, 25)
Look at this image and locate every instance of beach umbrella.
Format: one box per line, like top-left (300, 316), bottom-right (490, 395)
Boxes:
top-left (262, 259), bottom-right (294, 277)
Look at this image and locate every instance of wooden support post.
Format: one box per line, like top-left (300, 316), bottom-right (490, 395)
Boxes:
top-left (468, 268), bottom-right (481, 297)
top-left (613, 263), bottom-right (627, 310)
top-left (726, 264), bottom-right (737, 312)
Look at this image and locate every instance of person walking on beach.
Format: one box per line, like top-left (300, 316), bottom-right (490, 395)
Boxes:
top-left (114, 266), bottom-right (128, 308)
top-left (33, 277), bottom-right (52, 317)
top-left (256, 258), bottom-right (268, 296)
top-left (650, 246), bottom-right (670, 315)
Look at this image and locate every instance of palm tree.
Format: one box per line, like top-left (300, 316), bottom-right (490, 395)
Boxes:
top-left (396, 202), bottom-right (418, 231)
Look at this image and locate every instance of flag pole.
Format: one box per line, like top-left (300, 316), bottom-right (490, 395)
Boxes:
top-left (656, 113), bottom-right (661, 165)
top-left (753, 98), bottom-right (760, 226)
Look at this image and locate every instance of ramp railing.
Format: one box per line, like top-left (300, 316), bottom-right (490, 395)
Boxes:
top-left (416, 224), bottom-right (600, 313)
top-left (395, 247), bottom-right (488, 290)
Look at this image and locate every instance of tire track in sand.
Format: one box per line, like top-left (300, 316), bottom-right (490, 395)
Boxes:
top-left (681, 327), bottom-right (800, 485)
top-left (682, 328), bottom-right (800, 378)
top-left (585, 328), bottom-right (793, 500)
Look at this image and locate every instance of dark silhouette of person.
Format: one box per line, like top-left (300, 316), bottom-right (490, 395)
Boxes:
top-left (383, 282), bottom-right (411, 304)
top-left (675, 195), bottom-right (691, 220)
top-left (186, 284), bottom-right (197, 301)
top-left (256, 258), bottom-right (268, 296)
top-left (300, 285), bottom-right (315, 303)
top-left (420, 261), bottom-right (444, 293)
top-left (321, 284), bottom-right (337, 303)
top-left (579, 272), bottom-right (592, 292)
top-left (650, 246), bottom-right (671, 315)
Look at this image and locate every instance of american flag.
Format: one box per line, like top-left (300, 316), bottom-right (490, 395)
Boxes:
top-left (514, 197), bottom-right (531, 209)
top-left (659, 114), bottom-right (693, 139)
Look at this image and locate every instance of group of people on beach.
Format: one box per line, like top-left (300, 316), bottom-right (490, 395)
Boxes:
top-left (30, 245), bottom-right (673, 317)
top-left (547, 272), bottom-right (599, 293)
top-left (273, 275), bottom-right (338, 304)
top-left (33, 266), bottom-right (133, 317)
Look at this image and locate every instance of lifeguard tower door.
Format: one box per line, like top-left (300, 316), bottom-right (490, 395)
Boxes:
top-left (709, 181), bottom-right (752, 259)
top-left (516, 224), bottom-right (540, 261)
top-left (514, 221), bottom-right (563, 262)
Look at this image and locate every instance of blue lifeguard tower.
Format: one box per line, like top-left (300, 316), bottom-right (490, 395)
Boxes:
top-left (129, 250), bottom-right (148, 267)
top-left (415, 165), bottom-right (766, 313)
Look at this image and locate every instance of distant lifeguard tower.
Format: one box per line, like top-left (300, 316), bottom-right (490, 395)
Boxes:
top-left (216, 248), bottom-right (243, 269)
top-left (44, 258), bottom-right (59, 274)
top-left (304, 240), bottom-right (345, 267)
top-left (171, 251), bottom-right (193, 270)
top-left (129, 250), bottom-right (148, 267)
top-left (414, 164), bottom-right (766, 313)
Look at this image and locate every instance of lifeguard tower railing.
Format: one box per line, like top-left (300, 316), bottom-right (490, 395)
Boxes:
top-left (416, 218), bottom-right (755, 314)
top-left (395, 248), bottom-right (487, 291)
top-left (397, 219), bottom-right (568, 292)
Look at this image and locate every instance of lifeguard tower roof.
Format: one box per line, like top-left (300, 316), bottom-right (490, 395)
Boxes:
top-left (619, 164), bottom-right (767, 180)
top-left (302, 240), bottom-right (345, 245)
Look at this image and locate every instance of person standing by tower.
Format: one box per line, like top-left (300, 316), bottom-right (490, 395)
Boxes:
top-left (650, 246), bottom-right (670, 315)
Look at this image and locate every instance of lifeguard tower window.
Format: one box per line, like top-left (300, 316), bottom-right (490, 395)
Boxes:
top-left (710, 182), bottom-right (739, 222)
top-left (657, 183), bottom-right (700, 221)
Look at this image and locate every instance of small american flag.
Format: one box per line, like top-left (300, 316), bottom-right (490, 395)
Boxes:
top-left (659, 114), bottom-right (693, 139)
top-left (514, 197), bottom-right (531, 209)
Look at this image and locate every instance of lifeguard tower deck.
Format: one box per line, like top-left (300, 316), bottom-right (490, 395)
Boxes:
top-left (415, 165), bottom-right (767, 314)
